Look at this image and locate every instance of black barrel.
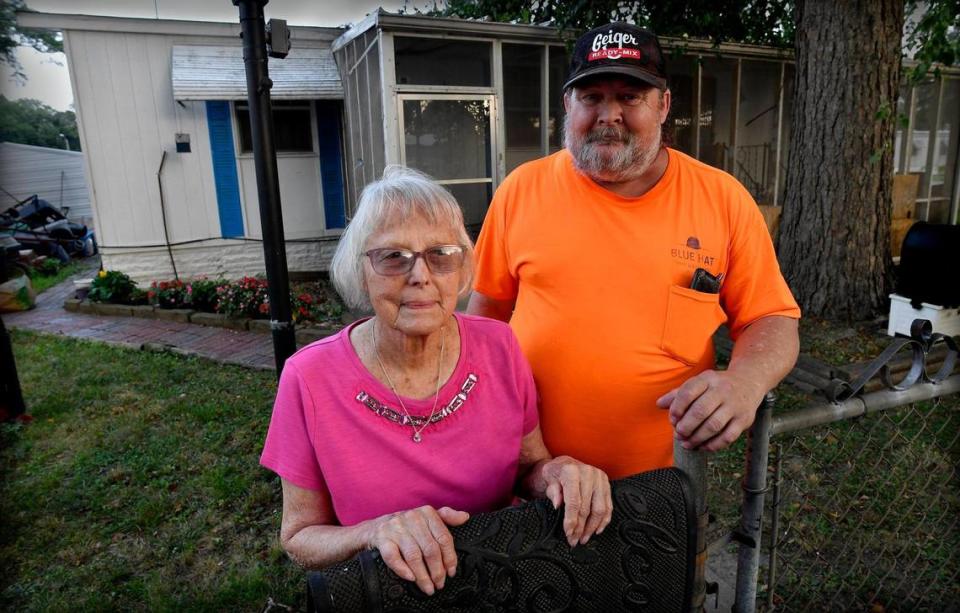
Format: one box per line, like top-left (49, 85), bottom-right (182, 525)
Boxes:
top-left (896, 222), bottom-right (960, 309)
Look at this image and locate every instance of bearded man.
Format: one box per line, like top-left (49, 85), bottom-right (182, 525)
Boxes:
top-left (467, 23), bottom-right (801, 478)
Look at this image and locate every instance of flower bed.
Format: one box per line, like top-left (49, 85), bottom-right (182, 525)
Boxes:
top-left (84, 271), bottom-right (345, 327)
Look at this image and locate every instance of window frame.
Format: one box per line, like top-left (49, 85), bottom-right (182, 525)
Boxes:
top-left (232, 99), bottom-right (318, 158)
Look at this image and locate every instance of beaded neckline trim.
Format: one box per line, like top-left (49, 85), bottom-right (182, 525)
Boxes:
top-left (356, 373), bottom-right (478, 428)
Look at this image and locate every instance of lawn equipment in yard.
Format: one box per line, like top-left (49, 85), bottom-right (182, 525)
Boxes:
top-left (0, 193), bottom-right (97, 263)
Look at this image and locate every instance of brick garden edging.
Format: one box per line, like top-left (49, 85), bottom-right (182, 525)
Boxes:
top-left (64, 298), bottom-right (342, 345)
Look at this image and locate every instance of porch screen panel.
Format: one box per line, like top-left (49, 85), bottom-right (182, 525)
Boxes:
top-left (667, 57), bottom-right (696, 156)
top-left (402, 99), bottom-right (491, 180)
top-left (394, 37), bottom-right (491, 87)
top-left (698, 58), bottom-right (736, 172)
top-left (912, 79), bottom-right (938, 219)
top-left (445, 182), bottom-right (493, 234)
top-left (778, 64), bottom-right (796, 205)
top-left (894, 83), bottom-right (910, 173)
top-left (930, 78), bottom-right (959, 223)
top-left (205, 100), bottom-right (244, 238)
top-left (548, 46), bottom-right (568, 153)
top-left (503, 44), bottom-right (542, 173)
top-left (402, 98), bottom-right (492, 234)
top-left (737, 60), bottom-right (780, 205)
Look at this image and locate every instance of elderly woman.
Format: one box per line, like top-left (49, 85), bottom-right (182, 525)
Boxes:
top-left (260, 166), bottom-right (611, 596)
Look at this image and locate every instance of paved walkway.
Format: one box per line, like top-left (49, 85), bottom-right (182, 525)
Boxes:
top-left (5, 268), bottom-right (278, 370)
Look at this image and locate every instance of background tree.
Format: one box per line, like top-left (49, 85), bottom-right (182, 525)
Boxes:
top-left (439, 0), bottom-right (794, 47)
top-left (0, 95), bottom-right (80, 150)
top-left (1, 0), bottom-right (63, 81)
top-left (436, 0), bottom-right (958, 320)
top-left (777, 1), bottom-right (903, 319)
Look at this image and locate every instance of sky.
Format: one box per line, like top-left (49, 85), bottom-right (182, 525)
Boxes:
top-left (1, 0), bottom-right (411, 111)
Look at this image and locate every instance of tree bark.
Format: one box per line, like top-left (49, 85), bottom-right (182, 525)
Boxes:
top-left (778, 0), bottom-right (903, 320)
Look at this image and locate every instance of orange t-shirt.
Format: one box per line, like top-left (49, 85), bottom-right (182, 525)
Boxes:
top-left (473, 148), bottom-right (800, 478)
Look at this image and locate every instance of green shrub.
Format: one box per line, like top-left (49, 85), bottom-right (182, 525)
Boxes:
top-left (148, 280), bottom-right (188, 309)
top-left (291, 281), bottom-right (343, 324)
top-left (215, 276), bottom-right (269, 319)
top-left (129, 287), bottom-right (149, 305)
top-left (87, 270), bottom-right (138, 304)
top-left (186, 278), bottom-right (225, 312)
top-left (34, 258), bottom-right (61, 277)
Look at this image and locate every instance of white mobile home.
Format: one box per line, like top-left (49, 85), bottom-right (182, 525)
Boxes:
top-left (18, 13), bottom-right (347, 282)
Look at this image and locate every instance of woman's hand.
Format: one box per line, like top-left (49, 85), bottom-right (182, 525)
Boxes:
top-left (518, 427), bottom-right (613, 548)
top-left (539, 456), bottom-right (613, 547)
top-left (367, 505), bottom-right (470, 595)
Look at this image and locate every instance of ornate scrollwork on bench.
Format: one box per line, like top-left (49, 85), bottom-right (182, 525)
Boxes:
top-left (307, 468), bottom-right (695, 612)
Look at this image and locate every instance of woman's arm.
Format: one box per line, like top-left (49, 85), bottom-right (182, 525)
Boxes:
top-left (515, 426), bottom-right (613, 547)
top-left (279, 478), bottom-right (469, 595)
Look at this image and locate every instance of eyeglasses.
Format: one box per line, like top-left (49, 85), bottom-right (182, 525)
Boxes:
top-left (364, 244), bottom-right (465, 276)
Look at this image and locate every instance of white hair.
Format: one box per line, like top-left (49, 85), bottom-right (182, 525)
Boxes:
top-left (330, 165), bottom-right (475, 312)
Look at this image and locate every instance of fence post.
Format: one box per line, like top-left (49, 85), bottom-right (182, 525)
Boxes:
top-left (766, 443), bottom-right (783, 610)
top-left (675, 442), bottom-right (707, 612)
top-left (733, 392), bottom-right (775, 613)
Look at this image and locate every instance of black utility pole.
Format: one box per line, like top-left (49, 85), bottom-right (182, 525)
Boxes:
top-left (233, 0), bottom-right (296, 375)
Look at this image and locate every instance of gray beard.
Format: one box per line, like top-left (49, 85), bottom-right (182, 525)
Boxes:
top-left (563, 115), bottom-right (661, 183)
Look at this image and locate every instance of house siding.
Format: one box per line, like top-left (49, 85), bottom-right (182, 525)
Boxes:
top-left (60, 27), bottom-right (345, 282)
top-left (0, 143), bottom-right (94, 228)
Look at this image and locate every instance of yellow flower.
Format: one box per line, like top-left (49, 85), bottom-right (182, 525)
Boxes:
top-left (98, 270), bottom-right (107, 278)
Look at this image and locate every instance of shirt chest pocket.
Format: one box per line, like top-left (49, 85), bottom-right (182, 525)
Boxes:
top-left (660, 285), bottom-right (728, 365)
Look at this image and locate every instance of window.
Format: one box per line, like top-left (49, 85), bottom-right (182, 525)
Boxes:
top-left (235, 100), bottom-right (313, 153)
top-left (395, 37), bottom-right (491, 87)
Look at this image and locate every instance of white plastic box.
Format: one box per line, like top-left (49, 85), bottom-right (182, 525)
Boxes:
top-left (887, 293), bottom-right (960, 337)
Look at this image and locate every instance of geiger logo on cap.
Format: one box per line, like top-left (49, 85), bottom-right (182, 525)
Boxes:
top-left (588, 30), bottom-right (641, 61)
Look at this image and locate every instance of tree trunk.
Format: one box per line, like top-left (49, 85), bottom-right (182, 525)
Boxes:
top-left (778, 0), bottom-right (903, 320)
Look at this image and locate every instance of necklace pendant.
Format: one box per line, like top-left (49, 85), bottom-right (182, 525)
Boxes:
top-left (412, 432), bottom-right (422, 443)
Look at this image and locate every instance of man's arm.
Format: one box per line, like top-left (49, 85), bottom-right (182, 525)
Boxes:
top-left (466, 291), bottom-right (516, 323)
top-left (656, 315), bottom-right (799, 452)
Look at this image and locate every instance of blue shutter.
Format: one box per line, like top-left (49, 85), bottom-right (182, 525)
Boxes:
top-left (205, 101), bottom-right (244, 238)
top-left (315, 100), bottom-right (346, 230)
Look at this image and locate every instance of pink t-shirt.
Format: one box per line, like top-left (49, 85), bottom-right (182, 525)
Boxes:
top-left (260, 313), bottom-right (539, 526)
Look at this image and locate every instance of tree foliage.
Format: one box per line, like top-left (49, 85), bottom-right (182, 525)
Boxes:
top-left (1, 0), bottom-right (63, 80)
top-left (438, 0), bottom-right (795, 47)
top-left (903, 0), bottom-right (960, 82)
top-left (0, 95), bottom-right (80, 150)
top-left (438, 0), bottom-right (957, 75)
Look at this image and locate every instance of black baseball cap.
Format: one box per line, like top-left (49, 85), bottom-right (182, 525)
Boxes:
top-left (563, 22), bottom-right (668, 91)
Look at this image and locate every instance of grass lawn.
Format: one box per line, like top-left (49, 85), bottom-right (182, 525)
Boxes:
top-left (1, 330), bottom-right (302, 611)
top-left (28, 260), bottom-right (87, 295)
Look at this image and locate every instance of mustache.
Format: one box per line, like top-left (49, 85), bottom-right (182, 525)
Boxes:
top-left (585, 126), bottom-right (631, 144)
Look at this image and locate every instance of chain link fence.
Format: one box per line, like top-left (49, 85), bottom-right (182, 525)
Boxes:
top-left (762, 393), bottom-right (960, 611)
top-left (703, 325), bottom-right (960, 612)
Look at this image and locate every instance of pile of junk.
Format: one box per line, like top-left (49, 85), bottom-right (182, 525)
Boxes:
top-left (1, 192), bottom-right (97, 312)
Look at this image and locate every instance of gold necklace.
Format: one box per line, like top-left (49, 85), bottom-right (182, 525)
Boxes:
top-left (371, 320), bottom-right (446, 443)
